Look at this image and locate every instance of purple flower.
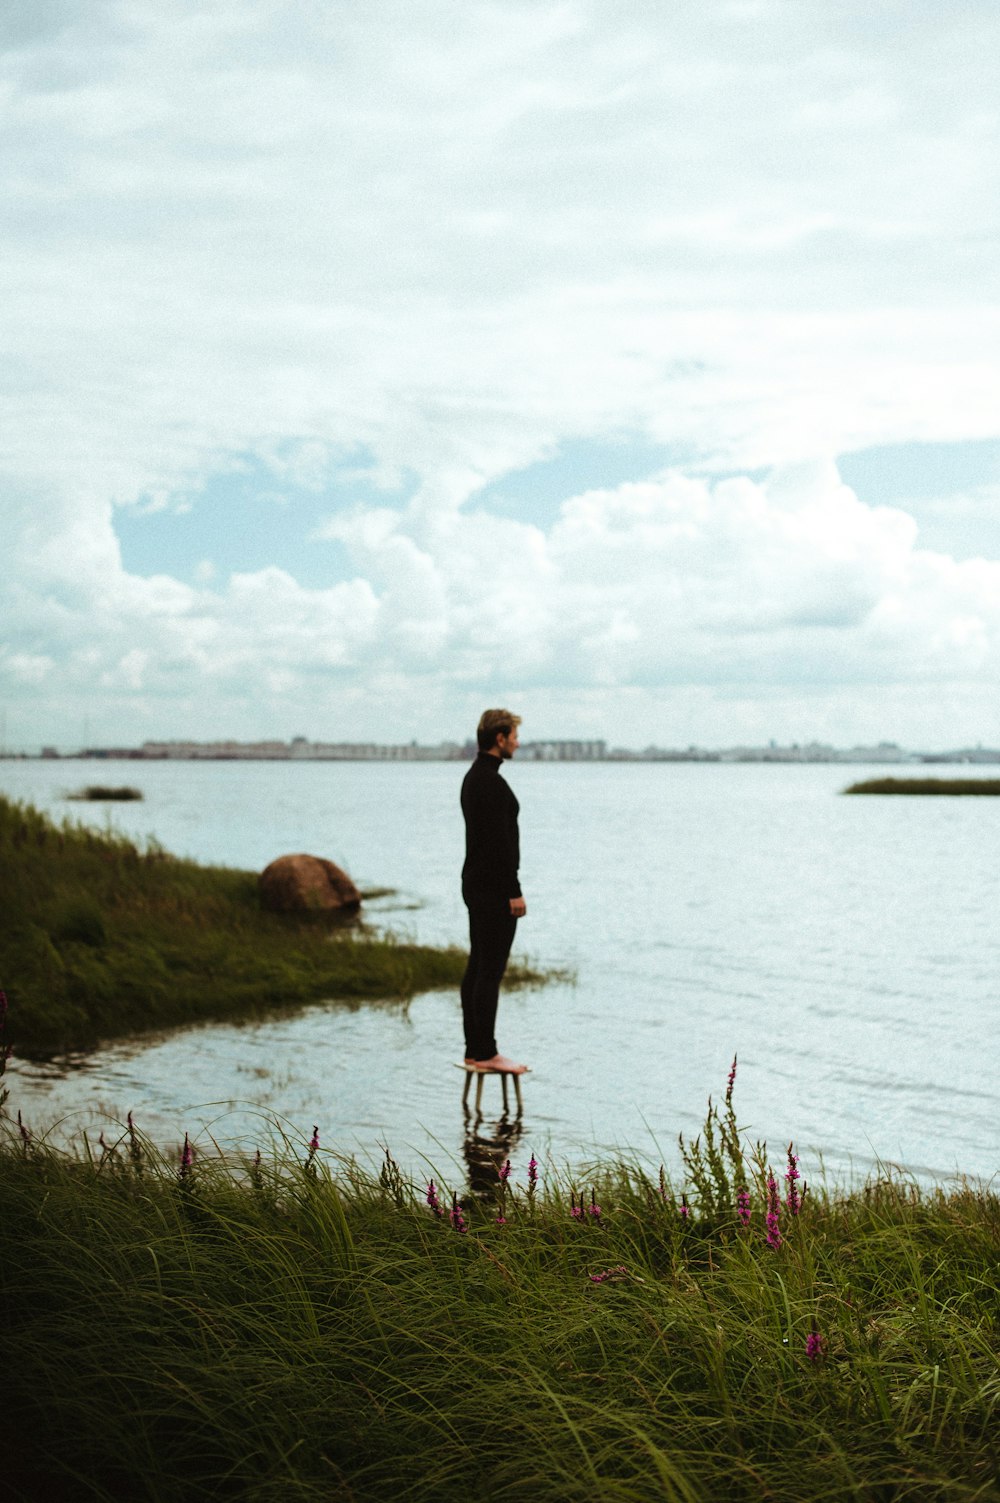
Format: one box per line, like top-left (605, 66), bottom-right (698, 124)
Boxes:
top-left (765, 1170), bottom-right (782, 1249)
top-left (498, 1158), bottom-right (511, 1182)
top-left (588, 1189), bottom-right (602, 1221)
top-left (571, 1198), bottom-right (584, 1220)
top-left (589, 1264), bottom-right (628, 1284)
top-left (179, 1132), bottom-right (193, 1179)
top-left (309, 1125), bottom-right (320, 1153)
top-left (679, 1194), bottom-right (691, 1221)
top-left (784, 1143), bottom-right (802, 1215)
top-left (806, 1330), bottom-right (825, 1363)
top-left (527, 1154), bottom-right (538, 1186)
top-left (450, 1193), bottom-right (467, 1234)
top-left (494, 1215), bottom-right (507, 1226)
top-left (726, 1053), bottom-right (737, 1102)
top-left (426, 1179), bottom-right (443, 1216)
top-left (736, 1186), bottom-right (751, 1227)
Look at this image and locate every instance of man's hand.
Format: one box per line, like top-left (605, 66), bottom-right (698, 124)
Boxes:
top-left (510, 896), bottom-right (527, 918)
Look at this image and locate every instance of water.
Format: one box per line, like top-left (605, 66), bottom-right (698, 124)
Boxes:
top-left (3, 757), bottom-right (998, 1189)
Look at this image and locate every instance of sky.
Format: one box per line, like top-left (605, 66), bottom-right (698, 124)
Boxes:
top-left (3, 0), bottom-right (1000, 753)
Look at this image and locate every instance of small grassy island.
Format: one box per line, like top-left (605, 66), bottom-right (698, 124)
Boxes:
top-left (66, 784), bottom-right (145, 801)
top-left (0, 795), bottom-right (540, 1057)
top-left (843, 776), bottom-right (1000, 795)
top-left (1, 1082), bottom-right (997, 1502)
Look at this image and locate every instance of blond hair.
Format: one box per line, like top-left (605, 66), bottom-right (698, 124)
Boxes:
top-left (476, 708), bottom-right (521, 751)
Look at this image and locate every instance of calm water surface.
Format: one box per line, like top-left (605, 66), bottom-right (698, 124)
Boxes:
top-left (3, 758), bottom-right (998, 1190)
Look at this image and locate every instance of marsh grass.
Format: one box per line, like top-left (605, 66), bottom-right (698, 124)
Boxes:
top-left (0, 796), bottom-right (544, 1057)
top-left (843, 777), bottom-right (1000, 796)
top-left (2, 1075), bottom-right (998, 1503)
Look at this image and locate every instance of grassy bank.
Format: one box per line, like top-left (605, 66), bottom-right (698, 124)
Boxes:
top-left (843, 776), bottom-right (1000, 795)
top-left (1, 1078), bottom-right (997, 1502)
top-left (0, 795), bottom-right (540, 1057)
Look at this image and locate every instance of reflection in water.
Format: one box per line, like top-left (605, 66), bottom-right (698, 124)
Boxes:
top-left (461, 1093), bottom-right (524, 1205)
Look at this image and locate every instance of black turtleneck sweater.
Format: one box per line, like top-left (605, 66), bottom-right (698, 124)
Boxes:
top-left (460, 752), bottom-right (522, 901)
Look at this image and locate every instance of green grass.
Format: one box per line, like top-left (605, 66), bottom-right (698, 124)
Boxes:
top-left (0, 795), bottom-right (544, 1058)
top-left (1, 1078), bottom-right (998, 1503)
top-left (843, 777), bottom-right (1000, 795)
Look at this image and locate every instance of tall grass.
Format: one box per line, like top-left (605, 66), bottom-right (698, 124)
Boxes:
top-left (2, 1068), bottom-right (998, 1502)
top-left (0, 795), bottom-right (544, 1057)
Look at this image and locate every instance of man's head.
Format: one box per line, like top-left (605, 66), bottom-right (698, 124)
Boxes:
top-left (477, 708), bottom-right (522, 758)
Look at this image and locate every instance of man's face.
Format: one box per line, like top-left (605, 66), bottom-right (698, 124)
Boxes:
top-left (496, 726), bottom-right (520, 759)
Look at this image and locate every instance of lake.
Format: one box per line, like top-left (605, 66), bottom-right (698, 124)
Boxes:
top-left (3, 757), bottom-right (998, 1191)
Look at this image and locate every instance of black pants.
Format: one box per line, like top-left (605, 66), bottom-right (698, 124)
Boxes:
top-left (461, 892), bottom-right (517, 1060)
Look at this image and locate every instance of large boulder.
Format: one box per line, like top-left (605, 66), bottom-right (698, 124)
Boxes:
top-left (259, 853), bottom-right (361, 916)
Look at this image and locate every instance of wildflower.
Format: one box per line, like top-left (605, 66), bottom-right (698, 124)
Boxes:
top-left (450, 1193), bottom-right (467, 1234)
top-left (736, 1186), bottom-right (751, 1227)
top-left (426, 1180), bottom-right (443, 1217)
top-left (765, 1169), bottom-right (782, 1249)
top-left (588, 1188), bottom-right (602, 1221)
top-left (527, 1154), bottom-right (538, 1185)
top-left (179, 1132), bottom-right (193, 1178)
top-left (726, 1053), bottom-right (737, 1103)
top-left (588, 1264), bottom-right (628, 1284)
top-left (784, 1143), bottom-right (802, 1214)
top-left (494, 1215), bottom-right (507, 1226)
top-left (679, 1194), bottom-right (691, 1221)
top-left (498, 1158), bottom-right (511, 1182)
top-left (126, 1110), bottom-right (142, 1168)
top-left (806, 1330), bottom-right (826, 1363)
top-left (658, 1164), bottom-right (667, 1200)
top-left (570, 1194), bottom-right (584, 1220)
top-left (309, 1125), bottom-right (320, 1153)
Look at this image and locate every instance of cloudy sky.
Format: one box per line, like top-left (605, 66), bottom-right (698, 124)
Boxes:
top-left (3, 0), bottom-right (1000, 752)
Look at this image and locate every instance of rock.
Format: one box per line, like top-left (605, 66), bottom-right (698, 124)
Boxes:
top-left (258, 854), bottom-right (361, 915)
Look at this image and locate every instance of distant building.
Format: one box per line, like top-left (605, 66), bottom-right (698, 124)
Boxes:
top-left (518, 740), bottom-right (607, 761)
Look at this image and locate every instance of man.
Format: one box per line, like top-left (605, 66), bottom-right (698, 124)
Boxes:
top-left (460, 708), bottom-right (528, 1074)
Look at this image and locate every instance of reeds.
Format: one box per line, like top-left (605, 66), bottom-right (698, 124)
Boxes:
top-left (2, 1071), bottom-right (998, 1502)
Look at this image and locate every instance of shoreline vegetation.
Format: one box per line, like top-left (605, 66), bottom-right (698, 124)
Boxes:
top-left (843, 776), bottom-right (1000, 795)
top-left (0, 795), bottom-right (545, 1058)
top-left (1, 1075), bottom-right (997, 1501)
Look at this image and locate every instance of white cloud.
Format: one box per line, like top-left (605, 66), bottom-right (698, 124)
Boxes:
top-left (3, 1), bottom-right (1000, 745)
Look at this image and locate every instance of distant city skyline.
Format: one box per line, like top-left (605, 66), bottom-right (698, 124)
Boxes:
top-left (13, 733), bottom-right (1000, 766)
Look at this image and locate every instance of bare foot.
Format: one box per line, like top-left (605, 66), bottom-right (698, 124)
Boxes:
top-left (469, 1053), bottom-right (528, 1074)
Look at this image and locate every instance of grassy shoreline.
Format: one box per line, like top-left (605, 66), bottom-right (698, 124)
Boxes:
top-left (0, 795), bottom-right (542, 1058)
top-left (2, 1079), bottom-right (998, 1502)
